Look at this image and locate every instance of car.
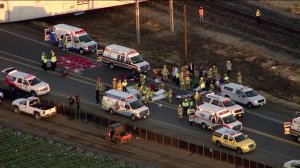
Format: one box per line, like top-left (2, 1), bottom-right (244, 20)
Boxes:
top-left (2, 67), bottom-right (50, 96)
top-left (105, 123), bottom-right (133, 144)
top-left (283, 160), bottom-right (300, 168)
top-left (0, 91), bottom-right (3, 103)
top-left (220, 83), bottom-right (266, 109)
top-left (211, 127), bottom-right (256, 154)
top-left (203, 93), bottom-right (244, 118)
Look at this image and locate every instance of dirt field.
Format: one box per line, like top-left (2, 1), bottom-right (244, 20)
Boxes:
top-left (31, 1), bottom-right (299, 108)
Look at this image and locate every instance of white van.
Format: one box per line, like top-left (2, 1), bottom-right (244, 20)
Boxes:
top-left (196, 104), bottom-right (242, 131)
top-left (98, 44), bottom-right (150, 74)
top-left (102, 89), bottom-right (150, 121)
top-left (221, 83), bottom-right (266, 109)
top-left (45, 24), bottom-right (97, 54)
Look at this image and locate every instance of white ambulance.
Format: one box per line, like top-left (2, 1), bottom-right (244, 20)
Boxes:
top-left (45, 24), bottom-right (97, 54)
top-left (97, 44), bottom-right (150, 74)
top-left (194, 104), bottom-right (242, 131)
top-left (102, 89), bottom-right (150, 121)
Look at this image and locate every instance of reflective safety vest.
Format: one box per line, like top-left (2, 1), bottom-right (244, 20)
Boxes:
top-left (117, 83), bottom-right (122, 90)
top-left (122, 81), bottom-right (127, 87)
top-left (176, 72), bottom-right (179, 78)
top-left (41, 54), bottom-right (46, 61)
top-left (189, 100), bottom-right (193, 107)
top-left (199, 8), bottom-right (204, 16)
top-left (224, 76), bottom-right (229, 81)
top-left (182, 101), bottom-right (189, 107)
top-left (42, 58), bottom-right (48, 63)
top-left (51, 56), bottom-right (57, 63)
top-left (200, 82), bottom-right (206, 89)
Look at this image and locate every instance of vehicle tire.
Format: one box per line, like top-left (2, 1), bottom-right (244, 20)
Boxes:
top-left (79, 49), bottom-right (84, 55)
top-left (247, 102), bottom-right (253, 109)
top-left (34, 112), bottom-right (41, 120)
top-left (109, 109), bottom-right (114, 115)
top-left (131, 115), bottom-right (136, 121)
top-left (31, 91), bottom-right (37, 97)
top-left (201, 123), bottom-right (207, 130)
top-left (109, 63), bottom-right (114, 70)
top-left (13, 106), bottom-right (20, 114)
top-left (224, 95), bottom-right (230, 98)
top-left (236, 148), bottom-right (243, 154)
top-left (216, 141), bottom-right (222, 148)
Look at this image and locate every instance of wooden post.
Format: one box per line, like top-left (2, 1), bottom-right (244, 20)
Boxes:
top-left (184, 4), bottom-right (188, 64)
top-left (136, 0), bottom-right (140, 44)
top-left (169, 0), bottom-right (174, 32)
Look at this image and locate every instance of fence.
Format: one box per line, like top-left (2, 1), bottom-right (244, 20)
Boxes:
top-left (0, 88), bottom-right (274, 168)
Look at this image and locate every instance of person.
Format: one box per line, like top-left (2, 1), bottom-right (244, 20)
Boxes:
top-left (180, 72), bottom-right (186, 90)
top-left (237, 71), bottom-right (242, 84)
top-left (112, 78), bottom-right (117, 89)
top-left (212, 65), bottom-right (217, 78)
top-left (200, 81), bottom-right (206, 91)
top-left (122, 79), bottom-right (127, 92)
top-left (41, 52), bottom-right (48, 71)
top-left (182, 98), bottom-right (189, 116)
top-left (95, 89), bottom-right (100, 104)
top-left (140, 73), bottom-right (146, 86)
top-left (256, 8), bottom-right (261, 24)
top-left (158, 82), bottom-right (164, 90)
top-left (138, 85), bottom-right (143, 100)
top-left (178, 104), bottom-right (183, 121)
top-left (194, 91), bottom-right (199, 106)
top-left (50, 52), bottom-right (57, 70)
top-left (188, 109), bottom-right (195, 126)
top-left (117, 80), bottom-right (122, 91)
top-left (188, 62), bottom-right (194, 78)
top-left (175, 70), bottom-right (180, 85)
top-left (167, 88), bottom-right (172, 103)
top-left (75, 94), bottom-right (80, 114)
top-left (162, 65), bottom-right (169, 82)
top-left (172, 66), bottom-right (178, 83)
top-left (98, 79), bottom-right (105, 96)
top-left (199, 6), bottom-right (204, 23)
top-left (144, 88), bottom-right (151, 104)
top-left (207, 68), bottom-right (212, 80)
top-left (226, 61), bottom-right (232, 76)
top-left (185, 74), bottom-right (191, 90)
top-left (209, 83), bottom-right (215, 91)
top-left (189, 99), bottom-right (194, 109)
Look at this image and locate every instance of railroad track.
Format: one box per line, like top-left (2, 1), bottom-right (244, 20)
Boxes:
top-left (187, 0), bottom-right (300, 40)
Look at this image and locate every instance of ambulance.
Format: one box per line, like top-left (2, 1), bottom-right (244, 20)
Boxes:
top-left (193, 104), bottom-right (242, 131)
top-left (97, 44), bottom-right (150, 74)
top-left (44, 24), bottom-right (97, 54)
top-left (102, 89), bottom-right (150, 121)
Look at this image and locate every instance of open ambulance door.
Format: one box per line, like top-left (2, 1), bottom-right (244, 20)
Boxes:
top-left (65, 35), bottom-right (73, 49)
top-left (283, 122), bottom-right (291, 135)
top-left (44, 29), bottom-right (51, 41)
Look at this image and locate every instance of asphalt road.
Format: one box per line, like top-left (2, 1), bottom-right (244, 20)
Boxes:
top-left (0, 23), bottom-right (299, 167)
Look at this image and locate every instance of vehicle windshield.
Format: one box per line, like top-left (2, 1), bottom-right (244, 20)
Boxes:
top-left (234, 134), bottom-right (248, 142)
top-left (79, 34), bottom-right (92, 43)
top-left (131, 55), bottom-right (144, 64)
top-left (129, 100), bottom-right (144, 110)
top-left (222, 115), bottom-right (236, 124)
top-left (245, 90), bottom-right (258, 97)
top-left (223, 100), bottom-right (236, 107)
top-left (28, 77), bottom-right (42, 86)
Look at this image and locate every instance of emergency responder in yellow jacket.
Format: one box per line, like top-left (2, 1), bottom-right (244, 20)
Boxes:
top-left (207, 68), bottom-right (212, 79)
top-left (158, 82), bottom-right (164, 90)
top-left (140, 74), bottom-right (146, 86)
top-left (212, 65), bottom-right (217, 77)
top-left (200, 81), bottom-right (206, 91)
top-left (162, 65), bottom-right (169, 82)
top-left (185, 74), bottom-right (191, 90)
top-left (199, 77), bottom-right (204, 88)
top-left (138, 85), bottom-right (144, 100)
top-left (50, 53), bottom-right (57, 70)
top-left (194, 91), bottom-right (199, 106)
top-left (41, 52), bottom-right (47, 71)
top-left (167, 88), bottom-right (172, 103)
top-left (178, 104), bottom-right (183, 121)
top-left (224, 74), bottom-right (229, 83)
top-left (237, 71), bottom-right (242, 84)
top-left (180, 72), bottom-right (186, 90)
top-left (98, 79), bottom-right (105, 96)
top-left (144, 87), bottom-right (151, 104)
top-left (182, 98), bottom-right (189, 116)
top-left (122, 79), bottom-right (127, 92)
top-left (112, 78), bottom-right (117, 89)
top-left (117, 80), bottom-right (122, 91)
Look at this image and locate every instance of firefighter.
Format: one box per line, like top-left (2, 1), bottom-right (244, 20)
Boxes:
top-left (256, 8), bottom-right (261, 24)
top-left (138, 85), bottom-right (144, 100)
top-left (117, 80), bottom-right (122, 91)
top-left (122, 79), bottom-right (127, 92)
top-left (167, 88), bottom-right (172, 103)
top-left (140, 74), bottom-right (146, 86)
top-left (209, 83), bottom-right (215, 92)
top-left (200, 81), bottom-right (206, 91)
top-left (189, 99), bottom-right (194, 109)
top-left (98, 79), bottom-right (105, 96)
top-left (180, 72), bottom-right (186, 90)
top-left (182, 98), bottom-right (189, 116)
top-left (50, 52), bottom-right (57, 70)
top-left (162, 65), bottom-right (169, 82)
top-left (194, 91), bottom-right (200, 106)
top-left (226, 61), bottom-right (232, 76)
top-left (185, 74), bottom-right (191, 90)
top-left (112, 78), bottom-right (117, 89)
top-left (158, 82), bottom-right (164, 90)
top-left (178, 104), bottom-right (183, 121)
top-left (212, 65), bottom-right (217, 78)
top-left (199, 77), bottom-right (204, 88)
top-left (144, 87), bottom-right (151, 104)
top-left (207, 68), bottom-right (212, 79)
top-left (237, 71), bottom-right (242, 84)
top-left (224, 74), bottom-right (229, 83)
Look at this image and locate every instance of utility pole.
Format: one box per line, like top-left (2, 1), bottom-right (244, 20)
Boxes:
top-left (169, 0), bottom-right (174, 32)
top-left (184, 4), bottom-right (187, 64)
top-left (136, 0), bottom-right (140, 44)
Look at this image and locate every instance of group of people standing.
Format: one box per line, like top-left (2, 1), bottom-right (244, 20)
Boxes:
top-left (40, 50), bottom-right (57, 71)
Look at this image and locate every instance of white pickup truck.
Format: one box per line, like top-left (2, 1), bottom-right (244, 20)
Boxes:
top-left (12, 97), bottom-right (56, 120)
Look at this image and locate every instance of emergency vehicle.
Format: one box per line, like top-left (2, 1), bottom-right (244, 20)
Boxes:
top-left (212, 127), bottom-right (256, 154)
top-left (195, 104), bottom-right (242, 131)
top-left (97, 44), bottom-right (150, 74)
top-left (102, 89), bottom-right (150, 121)
top-left (221, 83), bottom-right (266, 109)
top-left (284, 112), bottom-right (300, 143)
top-left (44, 24), bottom-right (97, 55)
top-left (2, 67), bottom-right (50, 96)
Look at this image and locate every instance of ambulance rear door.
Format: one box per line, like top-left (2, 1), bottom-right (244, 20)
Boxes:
top-left (44, 29), bottom-right (51, 41)
top-left (65, 35), bottom-right (73, 49)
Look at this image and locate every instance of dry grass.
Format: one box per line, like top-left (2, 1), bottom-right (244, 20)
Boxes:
top-left (261, 0), bottom-right (300, 15)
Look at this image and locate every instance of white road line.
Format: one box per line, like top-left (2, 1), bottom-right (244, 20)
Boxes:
top-left (256, 148), bottom-right (295, 160)
top-left (244, 109), bottom-right (282, 124)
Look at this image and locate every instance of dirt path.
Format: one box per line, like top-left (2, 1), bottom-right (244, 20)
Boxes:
top-left (0, 102), bottom-right (234, 168)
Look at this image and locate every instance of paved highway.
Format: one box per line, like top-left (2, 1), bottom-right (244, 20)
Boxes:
top-left (0, 23), bottom-right (299, 167)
